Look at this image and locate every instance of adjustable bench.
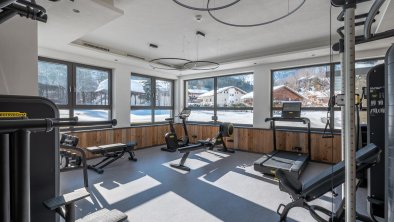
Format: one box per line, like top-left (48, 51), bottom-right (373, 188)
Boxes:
top-left (276, 143), bottom-right (381, 222)
top-left (43, 188), bottom-right (127, 222)
top-left (87, 142), bottom-right (137, 174)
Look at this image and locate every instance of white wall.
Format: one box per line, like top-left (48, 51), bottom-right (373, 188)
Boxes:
top-left (39, 47), bottom-right (179, 128)
top-left (0, 18), bottom-right (38, 96)
top-left (179, 47), bottom-right (388, 128)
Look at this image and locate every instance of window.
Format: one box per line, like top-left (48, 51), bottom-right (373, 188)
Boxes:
top-left (38, 57), bottom-right (112, 122)
top-left (334, 59), bottom-right (384, 128)
top-left (271, 58), bottom-right (384, 129)
top-left (130, 74), bottom-right (173, 124)
top-left (185, 73), bottom-right (254, 125)
top-left (272, 65), bottom-right (330, 128)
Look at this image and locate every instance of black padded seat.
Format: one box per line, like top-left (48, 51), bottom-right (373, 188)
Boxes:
top-left (254, 150), bottom-right (309, 178)
top-left (44, 188), bottom-right (127, 222)
top-left (76, 209), bottom-right (127, 222)
top-left (276, 143), bottom-right (381, 221)
top-left (87, 143), bottom-right (132, 154)
top-left (86, 142), bottom-right (137, 174)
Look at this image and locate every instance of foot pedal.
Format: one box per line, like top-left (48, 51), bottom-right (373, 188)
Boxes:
top-left (277, 204), bottom-right (286, 215)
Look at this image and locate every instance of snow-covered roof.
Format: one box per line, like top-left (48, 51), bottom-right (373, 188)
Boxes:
top-left (273, 85), bottom-right (306, 99)
top-left (198, 86), bottom-right (247, 98)
top-left (96, 79), bottom-right (108, 92)
top-left (188, 89), bottom-right (208, 94)
top-left (302, 90), bottom-right (329, 98)
top-left (241, 92), bottom-right (253, 100)
top-left (130, 80), bottom-right (145, 93)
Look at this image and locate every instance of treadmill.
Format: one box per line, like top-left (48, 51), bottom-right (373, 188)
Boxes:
top-left (254, 102), bottom-right (310, 179)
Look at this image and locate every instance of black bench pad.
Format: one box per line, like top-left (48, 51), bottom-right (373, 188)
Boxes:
top-left (87, 143), bottom-right (134, 154)
top-left (76, 209), bottom-right (127, 222)
top-left (43, 188), bottom-right (90, 210)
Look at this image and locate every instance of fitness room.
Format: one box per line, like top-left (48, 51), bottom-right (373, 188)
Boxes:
top-left (1, 0), bottom-right (394, 222)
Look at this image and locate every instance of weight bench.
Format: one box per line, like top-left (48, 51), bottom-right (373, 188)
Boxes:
top-left (43, 188), bottom-right (127, 222)
top-left (87, 142), bottom-right (137, 174)
top-left (276, 143), bottom-right (381, 222)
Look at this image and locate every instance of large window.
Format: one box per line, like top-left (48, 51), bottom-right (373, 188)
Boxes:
top-left (130, 74), bottom-right (173, 124)
top-left (185, 73), bottom-right (254, 125)
top-left (38, 57), bottom-right (112, 121)
top-left (334, 59), bottom-right (384, 128)
top-left (272, 65), bottom-right (330, 128)
top-left (271, 58), bottom-right (383, 129)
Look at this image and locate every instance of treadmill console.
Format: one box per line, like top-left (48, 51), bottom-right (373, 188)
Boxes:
top-left (179, 108), bottom-right (191, 118)
top-left (282, 102), bottom-right (301, 118)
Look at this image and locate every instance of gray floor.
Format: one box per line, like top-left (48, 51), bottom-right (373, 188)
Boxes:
top-left (61, 147), bottom-right (369, 222)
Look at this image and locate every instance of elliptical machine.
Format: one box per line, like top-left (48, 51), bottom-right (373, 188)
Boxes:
top-left (161, 108), bottom-right (191, 152)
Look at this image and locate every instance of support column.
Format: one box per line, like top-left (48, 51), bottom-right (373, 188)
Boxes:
top-left (344, 4), bottom-right (357, 221)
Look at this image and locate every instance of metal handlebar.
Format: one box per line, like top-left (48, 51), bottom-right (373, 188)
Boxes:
top-left (0, 117), bottom-right (117, 133)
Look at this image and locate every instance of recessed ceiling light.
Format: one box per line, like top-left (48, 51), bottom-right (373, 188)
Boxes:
top-left (72, 9), bottom-right (80, 13)
top-left (195, 14), bottom-right (203, 22)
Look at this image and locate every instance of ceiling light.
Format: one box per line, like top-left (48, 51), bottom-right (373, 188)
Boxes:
top-left (149, 58), bottom-right (191, 70)
top-left (148, 31), bottom-right (219, 71)
top-left (172, 0), bottom-right (240, 11)
top-left (172, 0), bottom-right (306, 28)
top-left (207, 0), bottom-right (305, 27)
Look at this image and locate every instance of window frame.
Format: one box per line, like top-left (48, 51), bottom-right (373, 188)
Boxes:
top-left (183, 72), bottom-right (254, 126)
top-left (38, 57), bottom-right (113, 123)
top-left (270, 57), bottom-right (384, 131)
top-left (130, 73), bottom-right (174, 125)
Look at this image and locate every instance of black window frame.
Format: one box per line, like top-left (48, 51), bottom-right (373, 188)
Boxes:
top-left (130, 73), bottom-right (174, 125)
top-left (270, 57), bottom-right (384, 131)
top-left (38, 57), bottom-right (113, 124)
top-left (183, 72), bottom-right (254, 126)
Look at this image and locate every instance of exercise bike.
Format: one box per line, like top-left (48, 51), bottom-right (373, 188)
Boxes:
top-left (161, 108), bottom-right (191, 152)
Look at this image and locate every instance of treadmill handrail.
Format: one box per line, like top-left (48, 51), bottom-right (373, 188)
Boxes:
top-left (266, 117), bottom-right (311, 155)
top-left (265, 117), bottom-right (310, 124)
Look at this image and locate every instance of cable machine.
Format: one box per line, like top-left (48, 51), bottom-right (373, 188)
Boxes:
top-left (331, 0), bottom-right (394, 220)
top-left (0, 95), bottom-right (126, 222)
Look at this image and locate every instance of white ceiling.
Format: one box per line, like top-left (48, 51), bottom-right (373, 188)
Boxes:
top-left (37, 0), bottom-right (394, 75)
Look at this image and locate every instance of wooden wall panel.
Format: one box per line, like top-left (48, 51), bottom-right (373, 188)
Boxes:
top-left (68, 124), bottom-right (342, 163)
top-left (172, 124), bottom-right (341, 163)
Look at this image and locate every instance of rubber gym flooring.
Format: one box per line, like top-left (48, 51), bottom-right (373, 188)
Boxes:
top-left (61, 146), bottom-right (368, 222)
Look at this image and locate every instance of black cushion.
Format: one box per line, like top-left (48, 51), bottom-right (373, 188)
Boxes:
top-left (301, 143), bottom-right (379, 201)
top-left (276, 169), bottom-right (302, 196)
top-left (76, 209), bottom-right (127, 222)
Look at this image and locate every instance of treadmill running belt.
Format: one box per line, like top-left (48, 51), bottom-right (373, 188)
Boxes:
top-left (254, 151), bottom-right (309, 178)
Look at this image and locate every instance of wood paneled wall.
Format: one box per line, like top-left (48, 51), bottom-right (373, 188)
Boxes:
top-left (67, 124), bottom-right (341, 163)
top-left (68, 125), bottom-right (183, 159)
top-left (185, 125), bottom-right (341, 163)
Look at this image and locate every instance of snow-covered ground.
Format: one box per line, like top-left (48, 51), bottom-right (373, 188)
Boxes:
top-left (188, 110), bottom-right (253, 125)
top-left (130, 110), bottom-right (171, 124)
top-left (74, 110), bottom-right (109, 121)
